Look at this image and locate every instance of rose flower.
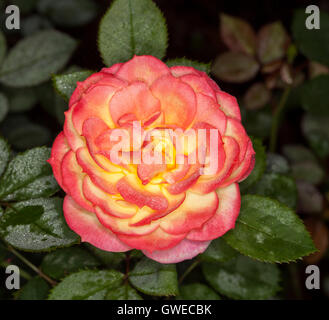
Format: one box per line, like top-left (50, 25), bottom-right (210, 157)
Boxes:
top-left (48, 55), bottom-right (255, 263)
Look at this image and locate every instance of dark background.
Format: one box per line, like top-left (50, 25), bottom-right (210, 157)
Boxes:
top-left (1, 0), bottom-right (328, 300)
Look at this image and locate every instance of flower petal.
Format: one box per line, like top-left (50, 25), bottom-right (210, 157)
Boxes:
top-left (151, 74), bottom-right (197, 129)
top-left (64, 196), bottom-right (131, 252)
top-left (225, 117), bottom-right (249, 162)
top-left (76, 147), bottom-right (124, 194)
top-left (69, 72), bottom-right (105, 107)
top-left (216, 90), bottom-right (241, 121)
top-left (191, 136), bottom-right (239, 194)
top-left (194, 93), bottom-right (227, 135)
top-left (170, 66), bottom-right (200, 77)
top-left (109, 81), bottom-right (161, 127)
top-left (63, 106), bottom-right (85, 151)
top-left (82, 176), bottom-right (137, 219)
top-left (220, 140), bottom-right (255, 187)
top-left (72, 84), bottom-right (119, 133)
top-left (48, 132), bottom-right (70, 191)
top-left (180, 74), bottom-right (216, 99)
top-left (61, 150), bottom-right (94, 212)
top-left (160, 191), bottom-right (218, 234)
top-left (143, 239), bottom-right (210, 263)
top-left (95, 206), bottom-right (159, 236)
top-left (116, 55), bottom-right (170, 85)
top-left (118, 228), bottom-right (186, 252)
top-left (187, 183), bottom-right (240, 241)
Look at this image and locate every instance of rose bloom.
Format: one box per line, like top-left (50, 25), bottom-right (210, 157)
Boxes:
top-left (48, 55), bottom-right (255, 263)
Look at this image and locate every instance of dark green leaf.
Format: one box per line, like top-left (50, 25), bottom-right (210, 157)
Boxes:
top-left (201, 238), bottom-right (237, 263)
top-left (4, 87), bottom-right (38, 113)
top-left (18, 277), bottom-right (50, 300)
top-left (99, 0), bottom-right (168, 66)
top-left (257, 21), bottom-right (290, 65)
top-left (84, 243), bottom-right (125, 268)
top-left (212, 52), bottom-right (259, 83)
top-left (223, 195), bottom-right (316, 262)
top-left (240, 138), bottom-right (266, 192)
top-left (106, 283), bottom-right (143, 300)
top-left (49, 270), bottom-right (124, 300)
top-left (2, 118), bottom-right (52, 151)
top-left (241, 107), bottom-right (272, 140)
top-left (0, 93), bottom-right (8, 123)
top-left (0, 136), bottom-right (10, 177)
top-left (166, 58), bottom-right (211, 74)
top-left (36, 82), bottom-right (68, 124)
top-left (248, 173), bottom-right (297, 208)
top-left (52, 71), bottom-right (93, 101)
top-left (266, 153), bottom-right (290, 174)
top-left (21, 15), bottom-right (53, 37)
top-left (129, 257), bottom-right (178, 296)
top-left (41, 247), bottom-right (100, 280)
top-left (292, 9), bottom-right (329, 67)
top-left (0, 147), bottom-right (59, 201)
top-left (0, 198), bottom-right (79, 251)
top-left (202, 255), bottom-right (280, 300)
top-left (301, 75), bottom-right (329, 115)
top-left (0, 30), bottom-right (77, 87)
top-left (38, 0), bottom-right (98, 28)
top-left (176, 283), bottom-right (221, 300)
top-left (220, 13), bottom-right (256, 56)
top-left (2, 205), bottom-right (44, 226)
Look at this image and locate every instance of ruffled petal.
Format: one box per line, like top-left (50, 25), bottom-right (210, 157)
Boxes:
top-left (160, 191), bottom-right (218, 234)
top-left (72, 84), bottom-right (120, 133)
top-left (191, 136), bottom-right (239, 194)
top-left (63, 196), bottom-right (131, 252)
top-left (76, 147), bottom-right (123, 194)
top-left (63, 106), bottom-right (85, 151)
top-left (143, 239), bottom-right (210, 263)
top-left (170, 66), bottom-right (200, 77)
top-left (187, 183), bottom-right (240, 241)
top-left (151, 74), bottom-right (197, 129)
top-left (194, 93), bottom-right (227, 135)
top-left (225, 117), bottom-right (249, 162)
top-left (95, 206), bottom-right (159, 236)
top-left (48, 132), bottom-right (70, 191)
top-left (180, 74), bottom-right (216, 100)
top-left (109, 81), bottom-right (161, 126)
top-left (118, 228), bottom-right (186, 252)
top-left (101, 63), bottom-right (123, 75)
top-left (220, 140), bottom-right (255, 187)
top-left (116, 55), bottom-right (170, 85)
top-left (82, 176), bottom-right (137, 219)
top-left (61, 150), bottom-right (94, 212)
top-left (216, 91), bottom-right (241, 121)
top-left (69, 72), bottom-right (105, 107)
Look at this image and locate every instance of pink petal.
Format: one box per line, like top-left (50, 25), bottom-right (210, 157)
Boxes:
top-left (63, 196), bottom-right (131, 252)
top-left (143, 239), bottom-right (211, 263)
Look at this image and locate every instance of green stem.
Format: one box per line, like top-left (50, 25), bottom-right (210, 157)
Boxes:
top-left (6, 245), bottom-right (57, 286)
top-left (179, 259), bottom-right (200, 284)
top-left (0, 261), bottom-right (32, 280)
top-left (124, 252), bottom-right (130, 284)
top-left (269, 86), bottom-right (291, 153)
